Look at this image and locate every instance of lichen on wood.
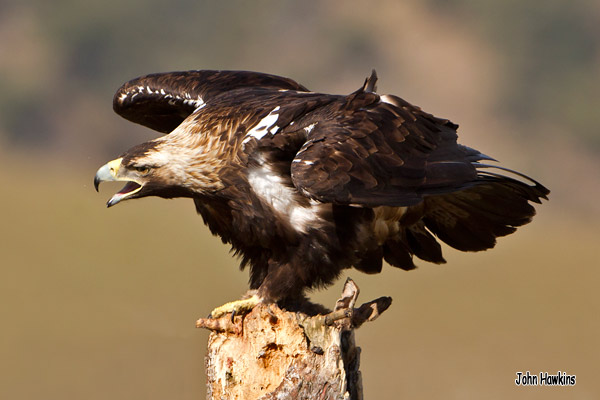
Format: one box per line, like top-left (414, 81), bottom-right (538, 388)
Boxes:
top-left (197, 278), bottom-right (392, 400)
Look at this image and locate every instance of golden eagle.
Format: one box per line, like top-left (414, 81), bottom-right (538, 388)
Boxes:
top-left (95, 70), bottom-right (549, 316)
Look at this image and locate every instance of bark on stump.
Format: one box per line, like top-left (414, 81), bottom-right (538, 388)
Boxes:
top-left (197, 278), bottom-right (392, 400)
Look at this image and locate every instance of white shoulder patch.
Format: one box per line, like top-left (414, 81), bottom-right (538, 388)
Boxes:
top-left (243, 106), bottom-right (281, 144)
top-left (304, 122), bottom-right (317, 133)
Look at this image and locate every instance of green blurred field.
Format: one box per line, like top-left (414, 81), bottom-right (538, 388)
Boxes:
top-left (1, 149), bottom-right (598, 399)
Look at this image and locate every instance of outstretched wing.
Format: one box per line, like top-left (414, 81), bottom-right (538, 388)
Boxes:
top-left (291, 89), bottom-right (487, 207)
top-left (113, 70), bottom-right (309, 133)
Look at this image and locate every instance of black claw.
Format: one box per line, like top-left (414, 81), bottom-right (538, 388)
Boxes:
top-left (93, 175), bottom-right (101, 192)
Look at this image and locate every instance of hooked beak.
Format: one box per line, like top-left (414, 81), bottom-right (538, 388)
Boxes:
top-left (94, 157), bottom-right (143, 207)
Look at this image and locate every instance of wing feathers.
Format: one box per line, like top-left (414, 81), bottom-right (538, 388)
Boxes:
top-left (114, 70), bottom-right (309, 133)
top-left (291, 89), bottom-right (479, 207)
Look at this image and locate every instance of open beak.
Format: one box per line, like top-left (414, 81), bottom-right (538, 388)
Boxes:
top-left (94, 157), bottom-right (143, 207)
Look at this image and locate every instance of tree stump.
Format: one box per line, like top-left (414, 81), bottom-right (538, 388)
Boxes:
top-left (197, 278), bottom-right (392, 400)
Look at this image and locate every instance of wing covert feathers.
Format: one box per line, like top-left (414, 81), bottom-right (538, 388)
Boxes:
top-left (113, 70), bottom-right (308, 133)
top-left (291, 88), bottom-right (481, 207)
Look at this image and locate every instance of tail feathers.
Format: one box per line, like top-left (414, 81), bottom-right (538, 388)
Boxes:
top-left (474, 163), bottom-right (550, 203)
top-left (405, 222), bottom-right (446, 263)
top-left (423, 174), bottom-right (549, 252)
top-left (383, 169), bottom-right (548, 269)
top-left (383, 221), bottom-right (446, 271)
top-left (381, 165), bottom-right (548, 269)
top-left (383, 237), bottom-right (417, 271)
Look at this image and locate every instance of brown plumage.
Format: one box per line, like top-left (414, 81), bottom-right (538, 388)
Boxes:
top-left (95, 70), bottom-right (549, 308)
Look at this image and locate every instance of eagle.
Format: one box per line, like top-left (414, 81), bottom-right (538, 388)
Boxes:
top-left (94, 70), bottom-right (549, 316)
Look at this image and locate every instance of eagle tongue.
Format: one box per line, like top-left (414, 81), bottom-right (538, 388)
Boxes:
top-left (107, 181), bottom-right (142, 207)
top-left (118, 181), bottom-right (141, 194)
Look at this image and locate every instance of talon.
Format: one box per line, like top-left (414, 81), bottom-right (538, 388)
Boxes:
top-left (210, 294), bottom-right (262, 319)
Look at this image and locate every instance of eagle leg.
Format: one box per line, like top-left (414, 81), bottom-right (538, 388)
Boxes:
top-left (209, 292), bottom-right (262, 319)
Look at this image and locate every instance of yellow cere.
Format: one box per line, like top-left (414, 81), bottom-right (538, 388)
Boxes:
top-left (107, 158), bottom-right (123, 177)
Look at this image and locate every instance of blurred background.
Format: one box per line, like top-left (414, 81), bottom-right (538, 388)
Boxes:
top-left (1, 0), bottom-right (599, 399)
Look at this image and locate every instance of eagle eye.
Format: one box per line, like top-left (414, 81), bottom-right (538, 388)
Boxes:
top-left (134, 166), bottom-right (151, 175)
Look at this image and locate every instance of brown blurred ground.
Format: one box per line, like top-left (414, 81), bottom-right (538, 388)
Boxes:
top-left (1, 1), bottom-right (599, 399)
top-left (1, 150), bottom-right (597, 399)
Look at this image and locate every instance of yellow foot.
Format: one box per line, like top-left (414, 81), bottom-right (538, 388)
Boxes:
top-left (210, 294), bottom-right (262, 319)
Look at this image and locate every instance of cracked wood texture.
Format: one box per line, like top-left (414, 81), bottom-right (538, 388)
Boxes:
top-left (197, 279), bottom-right (392, 400)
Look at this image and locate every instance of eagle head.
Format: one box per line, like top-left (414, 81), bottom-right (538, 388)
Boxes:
top-left (94, 137), bottom-right (221, 207)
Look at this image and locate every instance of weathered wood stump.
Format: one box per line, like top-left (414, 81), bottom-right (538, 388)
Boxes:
top-left (197, 278), bottom-right (392, 400)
